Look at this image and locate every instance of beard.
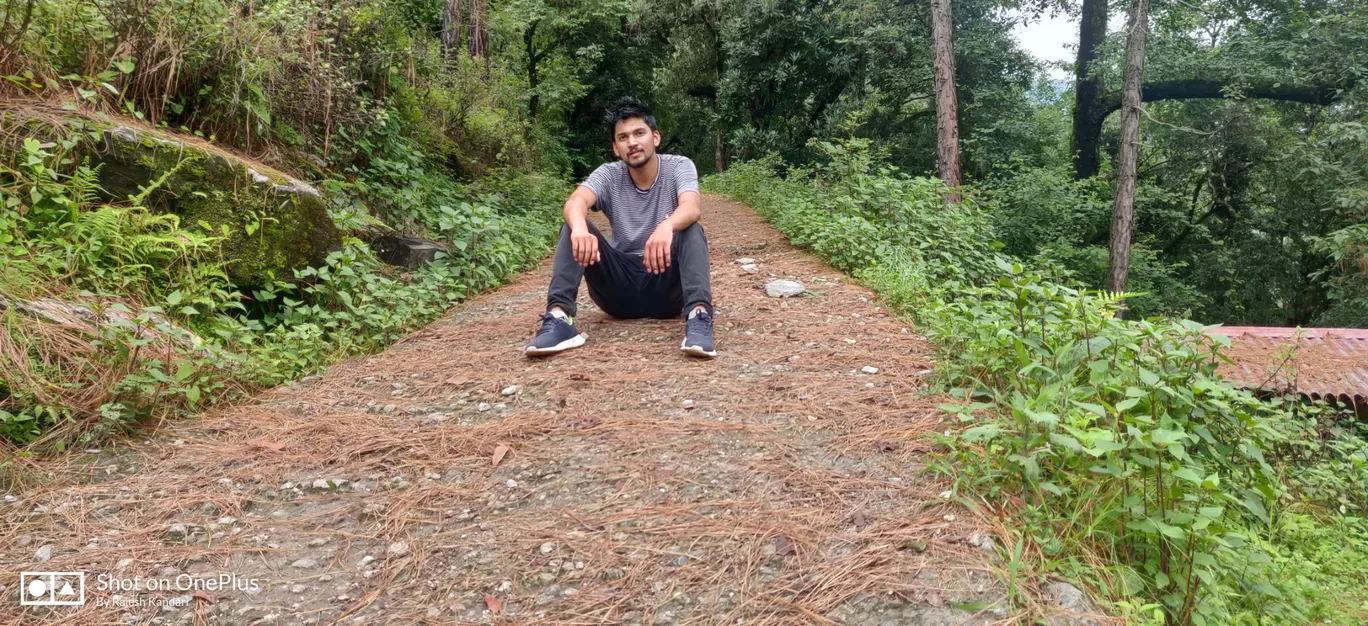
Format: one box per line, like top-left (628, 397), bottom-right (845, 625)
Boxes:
top-left (624, 149), bottom-right (651, 168)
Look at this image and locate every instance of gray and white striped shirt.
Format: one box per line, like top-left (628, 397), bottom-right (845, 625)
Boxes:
top-left (579, 154), bottom-right (699, 257)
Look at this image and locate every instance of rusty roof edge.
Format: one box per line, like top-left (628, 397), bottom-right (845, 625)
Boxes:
top-left (1209, 326), bottom-right (1368, 340)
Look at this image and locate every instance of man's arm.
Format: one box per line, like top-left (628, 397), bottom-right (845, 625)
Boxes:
top-left (661, 190), bottom-right (701, 231)
top-left (644, 158), bottom-right (701, 274)
top-left (565, 186), bottom-right (600, 266)
top-left (644, 190), bottom-right (702, 274)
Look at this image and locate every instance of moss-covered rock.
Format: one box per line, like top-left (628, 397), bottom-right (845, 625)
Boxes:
top-left (93, 126), bottom-right (342, 287)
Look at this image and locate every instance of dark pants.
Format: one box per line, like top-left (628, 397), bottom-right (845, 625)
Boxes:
top-left (547, 221), bottom-right (713, 319)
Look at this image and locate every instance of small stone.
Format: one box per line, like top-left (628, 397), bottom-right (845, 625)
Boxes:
top-left (788, 355), bottom-right (799, 363)
top-left (682, 399), bottom-right (695, 410)
top-left (360, 555), bottom-right (375, 566)
top-left (861, 366), bottom-right (880, 374)
top-left (943, 514), bottom-right (956, 522)
top-left (387, 541), bottom-right (410, 557)
top-left (116, 558), bottom-right (134, 571)
top-left (539, 541), bottom-right (556, 554)
top-left (1045, 582), bottom-right (1088, 612)
top-left (34, 544), bottom-right (53, 561)
top-left (290, 558), bottom-right (319, 569)
top-left (968, 533), bottom-right (997, 553)
top-left (309, 538), bottom-right (328, 547)
top-left (741, 264), bottom-right (758, 274)
top-left (17, 534), bottom-right (34, 548)
top-left (734, 257), bottom-right (756, 264)
top-left (95, 504), bottom-right (122, 517)
top-left (602, 568), bottom-right (626, 580)
top-left (217, 516), bottom-right (238, 526)
top-left (291, 584), bottom-right (307, 594)
top-left (506, 479), bottom-right (519, 488)
top-left (501, 385), bottom-right (519, 396)
top-left (165, 524), bottom-right (188, 540)
top-left (477, 403), bottom-right (491, 412)
top-left (764, 280), bottom-right (805, 298)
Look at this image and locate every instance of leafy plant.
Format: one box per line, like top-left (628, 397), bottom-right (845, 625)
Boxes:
top-left (708, 142), bottom-right (1368, 624)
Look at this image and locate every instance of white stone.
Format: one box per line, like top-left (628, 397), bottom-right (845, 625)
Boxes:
top-left (501, 385), bottom-right (518, 396)
top-left (765, 280), bottom-right (805, 298)
top-left (861, 366), bottom-right (880, 374)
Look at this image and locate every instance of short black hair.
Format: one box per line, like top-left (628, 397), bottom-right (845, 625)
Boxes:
top-left (605, 96), bottom-right (658, 134)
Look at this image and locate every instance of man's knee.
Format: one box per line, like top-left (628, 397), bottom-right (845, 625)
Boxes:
top-left (673, 222), bottom-right (707, 248)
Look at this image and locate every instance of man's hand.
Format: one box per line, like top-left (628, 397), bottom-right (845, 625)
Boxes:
top-left (644, 222), bottom-right (674, 274)
top-left (571, 227), bottom-right (600, 266)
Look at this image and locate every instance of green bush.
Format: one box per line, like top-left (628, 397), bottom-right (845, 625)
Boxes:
top-left (0, 115), bottom-right (564, 448)
top-left (707, 143), bottom-right (1368, 624)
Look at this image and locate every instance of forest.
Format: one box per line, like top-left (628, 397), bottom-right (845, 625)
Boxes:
top-left (2, 0), bottom-right (1367, 623)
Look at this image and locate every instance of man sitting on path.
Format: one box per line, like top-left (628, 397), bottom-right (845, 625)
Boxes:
top-left (522, 97), bottom-right (716, 358)
top-left (525, 97), bottom-right (716, 358)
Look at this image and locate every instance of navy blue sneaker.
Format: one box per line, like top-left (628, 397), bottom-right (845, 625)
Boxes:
top-left (525, 312), bottom-right (586, 356)
top-left (680, 309), bottom-right (717, 358)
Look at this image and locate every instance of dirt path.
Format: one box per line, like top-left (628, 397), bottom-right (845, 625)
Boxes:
top-left (2, 196), bottom-right (1004, 626)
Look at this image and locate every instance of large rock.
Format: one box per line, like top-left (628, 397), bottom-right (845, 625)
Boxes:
top-left (372, 235), bottom-right (447, 268)
top-left (94, 126), bottom-right (341, 287)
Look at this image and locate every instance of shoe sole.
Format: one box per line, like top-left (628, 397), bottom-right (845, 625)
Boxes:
top-left (525, 333), bottom-right (587, 356)
top-left (680, 337), bottom-right (718, 359)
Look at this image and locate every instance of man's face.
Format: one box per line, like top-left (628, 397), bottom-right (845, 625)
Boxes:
top-left (612, 117), bottom-right (660, 169)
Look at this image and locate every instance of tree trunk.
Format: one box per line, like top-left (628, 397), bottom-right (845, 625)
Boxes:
top-left (1072, 0), bottom-right (1108, 180)
top-left (929, 0), bottom-right (961, 201)
top-left (713, 22), bottom-right (727, 174)
top-left (714, 127), bottom-right (727, 173)
top-left (441, 0), bottom-right (462, 57)
top-left (468, 0), bottom-right (488, 59)
top-left (525, 21), bottom-right (540, 120)
top-left (1104, 0), bottom-right (1150, 295)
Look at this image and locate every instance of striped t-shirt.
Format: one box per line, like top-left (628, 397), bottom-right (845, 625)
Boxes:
top-left (579, 154), bottom-right (699, 257)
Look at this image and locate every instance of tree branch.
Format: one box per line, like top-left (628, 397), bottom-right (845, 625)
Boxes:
top-left (1097, 78), bottom-right (1349, 120)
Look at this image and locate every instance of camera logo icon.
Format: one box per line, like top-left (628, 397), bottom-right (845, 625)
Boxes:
top-left (19, 572), bottom-right (85, 606)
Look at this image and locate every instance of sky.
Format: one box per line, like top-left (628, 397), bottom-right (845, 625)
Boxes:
top-left (1011, 11), bottom-right (1079, 80)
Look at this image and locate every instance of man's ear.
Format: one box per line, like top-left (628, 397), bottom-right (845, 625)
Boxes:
top-left (652, 130), bottom-right (661, 148)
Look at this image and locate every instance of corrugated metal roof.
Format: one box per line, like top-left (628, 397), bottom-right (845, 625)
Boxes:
top-left (1207, 327), bottom-right (1368, 410)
